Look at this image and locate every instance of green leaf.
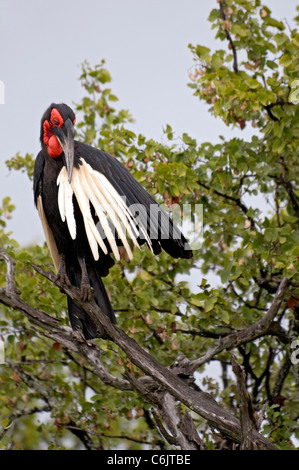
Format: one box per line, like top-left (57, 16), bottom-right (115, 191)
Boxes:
top-left (1, 419), bottom-right (10, 429)
top-left (221, 310), bottom-right (230, 324)
top-left (205, 297), bottom-right (217, 313)
top-left (279, 54), bottom-right (292, 68)
top-left (190, 295), bottom-right (203, 307)
top-left (264, 228), bottom-right (278, 242)
top-left (291, 246), bottom-right (299, 256)
top-left (220, 267), bottom-right (231, 284)
top-left (195, 45), bottom-right (211, 64)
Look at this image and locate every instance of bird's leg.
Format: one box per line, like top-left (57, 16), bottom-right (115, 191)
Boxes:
top-left (78, 256), bottom-right (93, 302)
top-left (55, 253), bottom-right (71, 288)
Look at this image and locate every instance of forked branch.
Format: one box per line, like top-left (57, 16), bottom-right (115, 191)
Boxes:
top-left (0, 250), bottom-right (279, 449)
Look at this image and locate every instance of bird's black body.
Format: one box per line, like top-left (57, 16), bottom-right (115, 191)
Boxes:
top-left (34, 103), bottom-right (192, 339)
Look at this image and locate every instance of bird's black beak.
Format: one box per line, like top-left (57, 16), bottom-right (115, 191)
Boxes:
top-left (52, 118), bottom-right (74, 182)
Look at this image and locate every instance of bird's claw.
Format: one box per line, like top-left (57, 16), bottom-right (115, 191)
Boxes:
top-left (80, 282), bottom-right (93, 302)
top-left (55, 272), bottom-right (72, 290)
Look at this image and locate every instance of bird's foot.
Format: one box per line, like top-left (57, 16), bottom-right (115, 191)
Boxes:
top-left (55, 271), bottom-right (71, 290)
top-left (80, 278), bottom-right (93, 302)
top-left (55, 254), bottom-right (71, 291)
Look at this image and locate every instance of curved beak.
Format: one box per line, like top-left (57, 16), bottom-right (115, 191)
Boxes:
top-left (52, 118), bottom-right (74, 182)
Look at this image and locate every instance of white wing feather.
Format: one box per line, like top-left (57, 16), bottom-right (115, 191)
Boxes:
top-left (37, 196), bottom-right (60, 272)
top-left (57, 167), bottom-right (76, 239)
top-left (57, 171), bottom-right (65, 222)
top-left (72, 172), bottom-right (101, 260)
top-left (79, 163), bottom-right (121, 261)
top-left (94, 170), bottom-right (153, 251)
top-left (56, 157), bottom-right (153, 262)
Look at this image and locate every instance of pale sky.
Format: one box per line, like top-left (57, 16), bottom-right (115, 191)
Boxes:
top-left (0, 0), bottom-right (298, 246)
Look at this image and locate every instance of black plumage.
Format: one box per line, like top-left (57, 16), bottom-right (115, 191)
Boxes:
top-left (34, 103), bottom-right (192, 339)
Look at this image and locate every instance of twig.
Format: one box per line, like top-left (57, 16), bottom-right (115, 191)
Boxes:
top-left (64, 425), bottom-right (154, 446)
top-left (219, 2), bottom-right (238, 74)
top-left (175, 325), bottom-right (231, 339)
top-left (272, 353), bottom-right (291, 399)
top-left (197, 180), bottom-right (256, 228)
top-left (64, 420), bottom-right (99, 450)
top-left (231, 354), bottom-right (258, 450)
top-left (0, 404), bottom-right (51, 441)
top-left (188, 277), bottom-right (289, 370)
top-left (228, 281), bottom-right (267, 312)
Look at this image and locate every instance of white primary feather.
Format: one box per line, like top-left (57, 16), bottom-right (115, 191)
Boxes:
top-left (79, 164), bottom-right (120, 261)
top-left (95, 172), bottom-right (138, 237)
top-left (94, 169), bottom-right (153, 252)
top-left (79, 160), bottom-right (137, 257)
top-left (56, 157), bottom-right (153, 262)
top-left (57, 171), bottom-right (65, 222)
top-left (83, 161), bottom-right (147, 254)
top-left (72, 170), bottom-right (104, 260)
top-left (88, 170), bottom-right (135, 259)
top-left (64, 176), bottom-right (76, 240)
top-left (57, 167), bottom-right (76, 239)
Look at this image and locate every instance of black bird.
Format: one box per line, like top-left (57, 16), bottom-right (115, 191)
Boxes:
top-left (34, 103), bottom-right (192, 339)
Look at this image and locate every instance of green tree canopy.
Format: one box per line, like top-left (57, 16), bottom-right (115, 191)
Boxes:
top-left (0, 0), bottom-right (298, 450)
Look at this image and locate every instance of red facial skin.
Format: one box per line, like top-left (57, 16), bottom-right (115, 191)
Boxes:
top-left (43, 108), bottom-right (76, 158)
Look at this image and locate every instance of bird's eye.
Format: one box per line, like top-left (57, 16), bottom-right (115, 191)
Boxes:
top-left (52, 119), bottom-right (59, 126)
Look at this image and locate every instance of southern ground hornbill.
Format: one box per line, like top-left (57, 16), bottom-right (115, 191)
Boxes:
top-left (34, 103), bottom-right (192, 339)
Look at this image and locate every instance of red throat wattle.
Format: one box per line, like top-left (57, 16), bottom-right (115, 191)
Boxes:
top-left (43, 108), bottom-right (76, 158)
top-left (47, 134), bottom-right (63, 158)
top-left (43, 108), bottom-right (64, 158)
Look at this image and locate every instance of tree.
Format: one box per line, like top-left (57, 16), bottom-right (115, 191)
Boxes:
top-left (0, 0), bottom-right (298, 450)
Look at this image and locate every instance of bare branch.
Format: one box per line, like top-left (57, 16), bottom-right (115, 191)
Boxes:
top-left (272, 353), bottom-right (291, 398)
top-left (0, 252), bottom-right (278, 449)
top-left (0, 253), bottom-right (131, 392)
top-left (64, 420), bottom-right (99, 450)
top-left (219, 2), bottom-right (238, 74)
top-left (231, 355), bottom-right (258, 450)
top-left (126, 372), bottom-right (205, 449)
top-left (0, 248), bottom-right (20, 295)
top-left (32, 263), bottom-right (277, 449)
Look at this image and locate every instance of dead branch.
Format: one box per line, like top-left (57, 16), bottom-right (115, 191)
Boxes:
top-left (231, 354), bottom-right (258, 450)
top-left (0, 250), bottom-right (278, 449)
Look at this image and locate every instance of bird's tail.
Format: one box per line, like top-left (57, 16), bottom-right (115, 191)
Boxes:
top-left (67, 262), bottom-right (115, 340)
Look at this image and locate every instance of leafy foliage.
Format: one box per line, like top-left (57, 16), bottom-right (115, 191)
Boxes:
top-left (0, 0), bottom-right (298, 450)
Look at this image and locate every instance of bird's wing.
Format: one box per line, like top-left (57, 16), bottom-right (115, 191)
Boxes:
top-left (58, 142), bottom-right (192, 261)
top-left (36, 196), bottom-right (60, 271)
top-left (34, 151), bottom-right (60, 271)
top-left (33, 151), bottom-right (45, 206)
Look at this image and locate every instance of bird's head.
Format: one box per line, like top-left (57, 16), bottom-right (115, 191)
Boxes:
top-left (41, 103), bottom-right (76, 182)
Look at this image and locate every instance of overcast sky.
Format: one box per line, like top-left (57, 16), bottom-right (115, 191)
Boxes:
top-left (0, 0), bottom-right (298, 247)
